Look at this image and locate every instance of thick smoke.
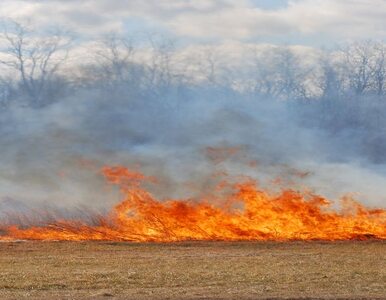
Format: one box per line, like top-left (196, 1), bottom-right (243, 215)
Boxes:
top-left (1, 28), bottom-right (386, 218)
top-left (1, 89), bottom-right (386, 216)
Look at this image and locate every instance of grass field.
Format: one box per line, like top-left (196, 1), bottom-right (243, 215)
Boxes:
top-left (0, 241), bottom-right (385, 299)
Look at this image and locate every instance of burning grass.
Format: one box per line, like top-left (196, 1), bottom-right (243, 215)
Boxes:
top-left (0, 166), bottom-right (385, 242)
top-left (0, 241), bottom-right (384, 299)
top-left (0, 165), bottom-right (385, 298)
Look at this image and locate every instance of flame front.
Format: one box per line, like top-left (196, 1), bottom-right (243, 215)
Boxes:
top-left (1, 166), bottom-right (385, 242)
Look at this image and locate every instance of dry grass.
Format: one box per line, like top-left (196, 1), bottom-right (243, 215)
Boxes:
top-left (0, 241), bottom-right (385, 299)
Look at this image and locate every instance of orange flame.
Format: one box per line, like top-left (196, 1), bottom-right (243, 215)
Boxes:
top-left (1, 166), bottom-right (385, 241)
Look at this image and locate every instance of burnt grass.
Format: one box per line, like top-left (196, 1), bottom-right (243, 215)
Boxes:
top-left (0, 241), bottom-right (384, 299)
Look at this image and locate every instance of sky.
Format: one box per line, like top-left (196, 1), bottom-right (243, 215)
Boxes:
top-left (0, 0), bottom-right (385, 47)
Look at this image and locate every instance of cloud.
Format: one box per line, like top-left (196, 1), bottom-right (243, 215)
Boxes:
top-left (0, 0), bottom-right (385, 44)
top-left (284, 0), bottom-right (386, 40)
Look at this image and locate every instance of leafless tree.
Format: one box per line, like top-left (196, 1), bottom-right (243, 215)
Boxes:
top-left (0, 20), bottom-right (72, 107)
top-left (317, 51), bottom-right (344, 99)
top-left (81, 33), bottom-right (149, 98)
top-left (144, 35), bottom-right (185, 95)
top-left (371, 42), bottom-right (386, 95)
top-left (340, 41), bottom-right (376, 96)
top-left (249, 47), bottom-right (311, 100)
top-left (0, 76), bottom-right (13, 108)
top-left (194, 48), bottom-right (221, 86)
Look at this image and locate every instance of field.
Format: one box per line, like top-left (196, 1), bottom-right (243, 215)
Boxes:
top-left (0, 241), bottom-right (385, 299)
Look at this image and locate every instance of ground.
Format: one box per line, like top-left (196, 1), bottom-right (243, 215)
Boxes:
top-left (0, 241), bottom-right (384, 299)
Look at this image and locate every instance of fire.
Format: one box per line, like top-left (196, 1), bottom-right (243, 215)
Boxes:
top-left (0, 166), bottom-right (385, 242)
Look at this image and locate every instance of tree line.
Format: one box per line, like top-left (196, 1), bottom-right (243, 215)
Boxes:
top-left (1, 20), bottom-right (386, 109)
top-left (1, 20), bottom-right (386, 164)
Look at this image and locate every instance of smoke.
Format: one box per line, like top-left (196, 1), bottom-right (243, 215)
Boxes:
top-left (1, 82), bottom-right (386, 219)
top-left (0, 28), bottom-right (386, 215)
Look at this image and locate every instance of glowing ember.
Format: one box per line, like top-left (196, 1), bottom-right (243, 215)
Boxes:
top-left (0, 166), bottom-right (385, 242)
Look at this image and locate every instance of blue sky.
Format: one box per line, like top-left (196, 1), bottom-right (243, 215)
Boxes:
top-left (250, 0), bottom-right (288, 9)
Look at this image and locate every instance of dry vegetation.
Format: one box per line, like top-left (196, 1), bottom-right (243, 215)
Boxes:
top-left (0, 241), bottom-right (385, 299)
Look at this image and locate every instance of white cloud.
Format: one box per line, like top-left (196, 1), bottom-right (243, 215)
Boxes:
top-left (284, 0), bottom-right (386, 39)
top-left (0, 0), bottom-right (385, 43)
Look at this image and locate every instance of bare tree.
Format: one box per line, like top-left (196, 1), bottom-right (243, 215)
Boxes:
top-left (195, 47), bottom-right (220, 86)
top-left (0, 20), bottom-right (72, 107)
top-left (250, 47), bottom-right (311, 100)
top-left (317, 51), bottom-right (344, 99)
top-left (99, 35), bottom-right (136, 83)
top-left (0, 76), bottom-right (13, 108)
top-left (145, 35), bottom-right (179, 94)
top-left (371, 42), bottom-right (386, 96)
top-left (87, 33), bottom-right (146, 96)
top-left (340, 41), bottom-right (376, 96)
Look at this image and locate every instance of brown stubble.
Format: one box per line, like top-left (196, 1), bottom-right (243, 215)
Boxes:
top-left (0, 241), bottom-right (385, 299)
